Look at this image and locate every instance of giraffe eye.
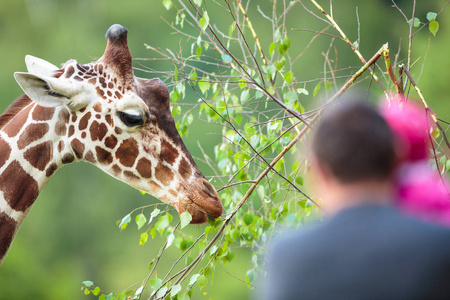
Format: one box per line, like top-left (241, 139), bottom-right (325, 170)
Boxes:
top-left (118, 111), bottom-right (144, 127)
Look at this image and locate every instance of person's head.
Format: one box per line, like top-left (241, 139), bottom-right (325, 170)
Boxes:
top-left (311, 100), bottom-right (396, 212)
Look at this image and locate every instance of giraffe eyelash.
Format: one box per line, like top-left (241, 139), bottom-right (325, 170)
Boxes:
top-left (40, 80), bottom-right (69, 99)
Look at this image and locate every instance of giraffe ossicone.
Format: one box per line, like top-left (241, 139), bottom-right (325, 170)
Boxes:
top-left (0, 24), bottom-right (222, 265)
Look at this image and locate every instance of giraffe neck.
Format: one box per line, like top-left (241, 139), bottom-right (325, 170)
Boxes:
top-left (0, 98), bottom-right (69, 264)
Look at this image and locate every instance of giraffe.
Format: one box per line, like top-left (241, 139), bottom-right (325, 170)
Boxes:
top-left (0, 24), bottom-right (222, 265)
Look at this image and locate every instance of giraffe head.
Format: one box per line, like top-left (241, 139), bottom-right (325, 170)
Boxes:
top-left (13, 24), bottom-right (222, 224)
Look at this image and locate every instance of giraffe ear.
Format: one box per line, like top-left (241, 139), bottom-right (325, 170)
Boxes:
top-left (14, 72), bottom-right (85, 108)
top-left (25, 55), bottom-right (59, 77)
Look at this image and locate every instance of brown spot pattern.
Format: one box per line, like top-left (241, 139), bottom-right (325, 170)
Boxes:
top-left (96, 146), bottom-right (113, 165)
top-left (32, 106), bottom-right (55, 121)
top-left (105, 115), bottom-right (113, 127)
top-left (93, 102), bottom-right (102, 112)
top-left (96, 87), bottom-right (106, 99)
top-left (65, 66), bottom-right (75, 78)
top-left (0, 137), bottom-right (11, 168)
top-left (114, 91), bottom-right (122, 99)
top-left (3, 105), bottom-right (33, 138)
top-left (124, 171), bottom-right (139, 181)
top-left (116, 138), bottom-right (139, 167)
top-left (55, 108), bottom-right (70, 136)
top-left (114, 127), bottom-right (122, 135)
top-left (111, 164), bottom-right (121, 175)
top-left (148, 180), bottom-right (161, 192)
top-left (104, 135), bottom-right (118, 149)
top-left (89, 121), bottom-right (108, 141)
top-left (155, 162), bottom-right (174, 186)
top-left (179, 157), bottom-right (192, 180)
top-left (46, 163), bottom-right (58, 177)
top-left (0, 160), bottom-right (39, 211)
top-left (18, 123), bottom-right (49, 150)
top-left (85, 150), bottom-right (96, 163)
top-left (68, 125), bottom-right (75, 137)
top-left (0, 213), bottom-right (16, 259)
top-left (160, 140), bottom-right (178, 165)
top-left (70, 139), bottom-right (85, 159)
top-left (23, 141), bottom-right (52, 171)
top-left (136, 158), bottom-right (152, 178)
top-left (78, 112), bottom-right (91, 131)
top-left (62, 153), bottom-right (75, 164)
top-left (58, 141), bottom-right (65, 152)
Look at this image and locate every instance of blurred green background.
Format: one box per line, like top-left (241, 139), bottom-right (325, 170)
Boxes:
top-left (0, 0), bottom-right (449, 299)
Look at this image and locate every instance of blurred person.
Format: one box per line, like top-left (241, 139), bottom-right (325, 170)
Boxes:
top-left (262, 101), bottom-right (450, 300)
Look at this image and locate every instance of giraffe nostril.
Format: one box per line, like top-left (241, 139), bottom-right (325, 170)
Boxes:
top-left (201, 178), bottom-right (219, 199)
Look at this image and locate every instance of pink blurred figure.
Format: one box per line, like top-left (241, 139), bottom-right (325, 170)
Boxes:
top-left (382, 97), bottom-right (450, 225)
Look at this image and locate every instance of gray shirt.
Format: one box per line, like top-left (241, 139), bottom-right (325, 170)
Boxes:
top-left (263, 204), bottom-right (450, 300)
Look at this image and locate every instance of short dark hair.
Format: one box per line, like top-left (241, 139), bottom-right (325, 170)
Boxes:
top-left (312, 101), bottom-right (395, 183)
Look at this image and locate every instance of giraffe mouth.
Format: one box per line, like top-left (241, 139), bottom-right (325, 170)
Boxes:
top-left (176, 179), bottom-right (223, 224)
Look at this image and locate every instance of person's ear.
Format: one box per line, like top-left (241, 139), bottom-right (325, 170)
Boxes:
top-left (310, 155), bottom-right (333, 186)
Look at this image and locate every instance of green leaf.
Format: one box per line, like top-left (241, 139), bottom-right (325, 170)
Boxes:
top-left (84, 289), bottom-right (90, 295)
top-left (246, 269), bottom-right (256, 283)
top-left (82, 281), bottom-right (94, 287)
top-left (149, 208), bottom-right (161, 224)
top-left (171, 284), bottom-right (182, 297)
top-left (198, 77), bottom-right (211, 94)
top-left (118, 214), bottom-right (131, 230)
top-left (135, 286), bottom-right (144, 296)
top-left (250, 135), bottom-right (260, 148)
top-left (284, 71), bottom-right (293, 84)
top-left (243, 213), bottom-right (253, 225)
top-left (408, 17), bottom-right (420, 27)
top-left (313, 82), bottom-right (321, 97)
top-left (266, 64), bottom-right (276, 80)
top-left (139, 232), bottom-right (148, 245)
top-left (278, 38), bottom-right (291, 55)
top-left (238, 78), bottom-right (247, 89)
top-left (427, 12), bottom-right (437, 22)
top-left (178, 292), bottom-right (191, 300)
top-left (221, 54), bottom-right (232, 63)
top-left (269, 42), bottom-right (276, 56)
top-left (295, 176), bottom-right (304, 186)
top-left (240, 90), bottom-right (250, 102)
top-left (156, 214), bottom-right (171, 233)
top-left (197, 275), bottom-right (208, 290)
top-left (297, 88), bottom-right (309, 95)
top-left (136, 213), bottom-right (147, 230)
top-left (92, 287), bottom-right (101, 296)
top-left (231, 228), bottom-right (240, 241)
top-left (429, 20), bottom-right (439, 36)
top-left (180, 211), bottom-right (192, 229)
top-left (166, 233), bottom-right (175, 248)
top-left (150, 277), bottom-right (162, 290)
top-left (156, 287), bottom-right (168, 298)
top-left (189, 274), bottom-right (200, 286)
top-left (150, 227), bottom-right (157, 239)
top-left (228, 22), bottom-right (236, 36)
top-left (162, 0), bottom-right (172, 10)
top-left (199, 12), bottom-right (210, 31)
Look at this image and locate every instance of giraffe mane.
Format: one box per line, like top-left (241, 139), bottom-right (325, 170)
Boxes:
top-left (0, 94), bottom-right (33, 131)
